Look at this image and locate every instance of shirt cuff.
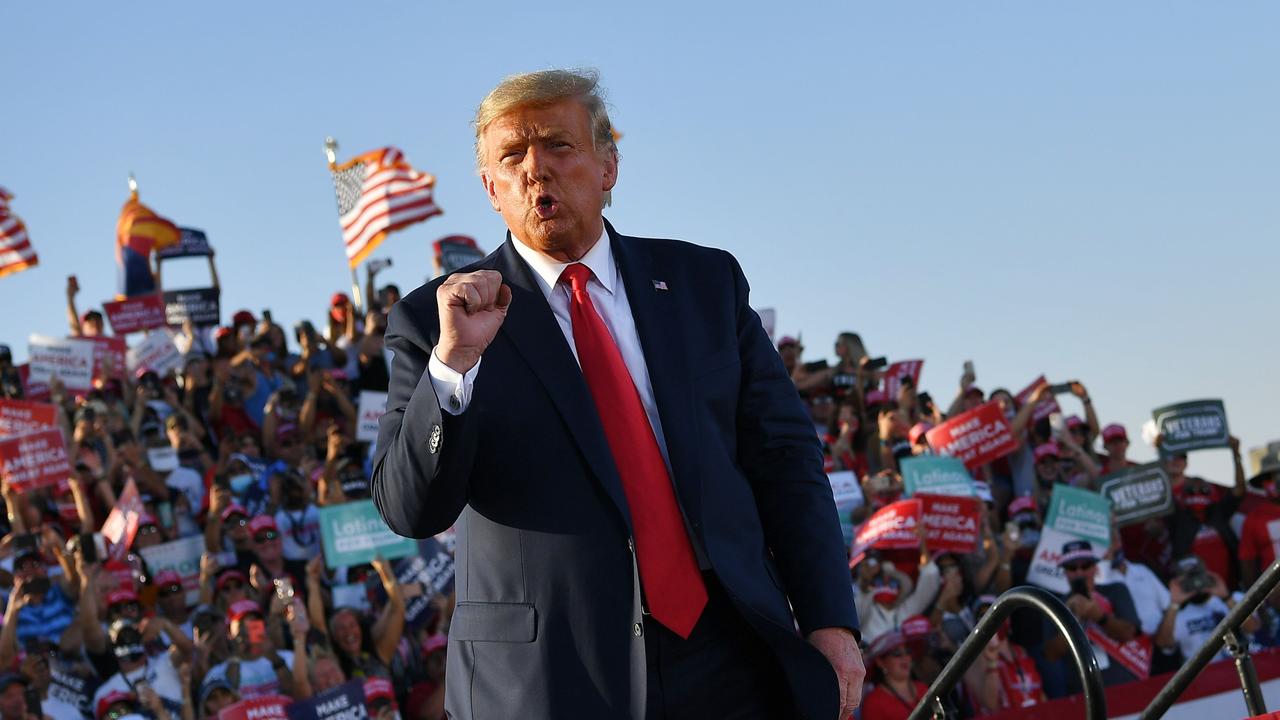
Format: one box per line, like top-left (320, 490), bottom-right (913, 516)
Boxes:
top-left (428, 350), bottom-right (480, 415)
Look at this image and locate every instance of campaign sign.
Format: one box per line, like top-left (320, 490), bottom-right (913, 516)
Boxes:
top-left (219, 695), bottom-right (292, 720)
top-left (156, 227), bottom-right (213, 259)
top-left (0, 399), bottom-right (58, 435)
top-left (356, 392), bottom-right (388, 443)
top-left (925, 401), bottom-right (1019, 470)
top-left (0, 428), bottom-right (71, 492)
top-left (918, 494), bottom-right (982, 554)
top-left (1152, 399), bottom-right (1230, 454)
top-left (127, 329), bottom-right (184, 376)
top-left (1027, 485), bottom-right (1112, 593)
top-left (85, 336), bottom-right (126, 383)
top-left (882, 359), bottom-right (924, 401)
top-left (103, 294), bottom-right (166, 335)
top-left (1099, 462), bottom-right (1173, 526)
top-left (1015, 375), bottom-right (1062, 423)
top-left (332, 583), bottom-right (371, 612)
top-left (100, 479), bottom-right (144, 561)
top-left (849, 498), bottom-right (921, 564)
top-left (901, 456), bottom-right (974, 498)
top-left (433, 235), bottom-right (485, 276)
top-left (163, 287), bottom-right (221, 327)
top-left (828, 470), bottom-right (865, 546)
top-left (319, 500), bottom-right (417, 569)
top-left (138, 535), bottom-right (204, 605)
top-left (286, 680), bottom-right (366, 720)
top-left (374, 541), bottom-right (456, 627)
top-left (27, 334), bottom-right (95, 390)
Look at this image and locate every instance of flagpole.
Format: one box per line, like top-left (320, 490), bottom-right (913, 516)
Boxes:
top-left (324, 137), bottom-right (365, 316)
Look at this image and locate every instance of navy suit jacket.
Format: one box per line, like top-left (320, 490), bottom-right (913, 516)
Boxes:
top-left (371, 221), bottom-right (858, 719)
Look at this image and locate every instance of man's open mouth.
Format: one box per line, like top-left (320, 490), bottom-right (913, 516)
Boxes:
top-left (534, 193), bottom-right (559, 219)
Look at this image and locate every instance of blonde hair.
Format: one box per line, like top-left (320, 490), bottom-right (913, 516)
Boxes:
top-left (473, 69), bottom-right (619, 205)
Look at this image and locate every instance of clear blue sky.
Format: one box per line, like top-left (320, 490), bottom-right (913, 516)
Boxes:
top-left (4, 3), bottom-right (1277, 481)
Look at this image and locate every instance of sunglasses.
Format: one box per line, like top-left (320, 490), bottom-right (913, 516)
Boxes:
top-left (220, 580), bottom-right (245, 591)
top-left (226, 517), bottom-right (248, 527)
top-left (159, 584), bottom-right (184, 596)
top-left (1063, 562), bottom-right (1095, 573)
top-left (254, 530), bottom-right (279, 543)
top-left (885, 647), bottom-right (911, 658)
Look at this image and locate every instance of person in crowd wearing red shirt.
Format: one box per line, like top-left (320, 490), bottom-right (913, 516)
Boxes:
top-left (965, 607), bottom-right (1045, 714)
top-left (1239, 453), bottom-right (1280, 587)
top-left (1100, 423), bottom-right (1137, 475)
top-left (1168, 436), bottom-right (1246, 588)
top-left (860, 630), bottom-right (930, 720)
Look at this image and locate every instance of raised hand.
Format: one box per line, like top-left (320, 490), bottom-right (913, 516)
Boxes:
top-left (436, 270), bottom-right (512, 373)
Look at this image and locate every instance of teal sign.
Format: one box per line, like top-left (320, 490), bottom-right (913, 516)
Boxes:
top-left (1045, 485), bottom-right (1112, 549)
top-left (318, 499), bottom-right (417, 569)
top-left (901, 456), bottom-right (974, 498)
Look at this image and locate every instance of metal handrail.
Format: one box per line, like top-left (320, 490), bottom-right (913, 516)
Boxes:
top-left (1139, 557), bottom-right (1280, 720)
top-left (908, 586), bottom-right (1106, 720)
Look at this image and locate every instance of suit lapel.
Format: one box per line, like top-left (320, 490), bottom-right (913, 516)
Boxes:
top-left (492, 237), bottom-right (634, 535)
top-left (608, 223), bottom-right (704, 524)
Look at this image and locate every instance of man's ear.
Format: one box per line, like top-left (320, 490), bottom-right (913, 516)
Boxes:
top-left (601, 152), bottom-right (619, 192)
top-left (480, 173), bottom-right (501, 212)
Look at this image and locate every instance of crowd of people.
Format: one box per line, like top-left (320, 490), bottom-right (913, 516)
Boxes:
top-left (0, 269), bottom-right (447, 720)
top-left (782, 332), bottom-right (1278, 718)
top-left (0, 271), bottom-right (1275, 720)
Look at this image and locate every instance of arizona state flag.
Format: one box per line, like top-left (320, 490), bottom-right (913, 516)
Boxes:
top-left (115, 190), bottom-right (179, 297)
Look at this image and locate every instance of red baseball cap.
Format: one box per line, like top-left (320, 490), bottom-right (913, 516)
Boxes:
top-left (96, 690), bottom-right (136, 720)
top-left (900, 615), bottom-right (932, 642)
top-left (248, 515), bottom-right (279, 535)
top-left (1033, 442), bottom-right (1061, 463)
top-left (1102, 423), bottom-right (1128, 444)
top-left (363, 677), bottom-right (396, 705)
top-left (776, 336), bottom-right (799, 349)
top-left (106, 588), bottom-right (139, 608)
top-left (153, 570), bottom-right (183, 590)
top-left (1008, 495), bottom-right (1037, 517)
top-left (422, 633), bottom-right (448, 655)
top-left (908, 422), bottom-right (933, 445)
top-left (232, 310), bottom-right (256, 327)
top-left (216, 569), bottom-right (248, 591)
top-left (330, 292), bottom-right (350, 307)
top-left (1065, 415), bottom-right (1086, 430)
top-left (227, 599), bottom-right (262, 623)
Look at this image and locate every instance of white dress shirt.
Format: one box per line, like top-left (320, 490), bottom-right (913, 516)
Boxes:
top-left (427, 227), bottom-right (673, 468)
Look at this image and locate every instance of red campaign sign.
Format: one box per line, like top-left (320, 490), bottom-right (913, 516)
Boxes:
top-left (918, 493), bottom-right (982, 554)
top-left (0, 399), bottom-right (59, 435)
top-left (82, 336), bottom-right (126, 383)
top-left (1087, 626), bottom-right (1152, 679)
top-left (849, 499), bottom-right (921, 565)
top-left (103, 294), bottom-right (166, 335)
top-left (926, 400), bottom-right (1020, 470)
top-left (0, 428), bottom-right (71, 493)
top-left (218, 695), bottom-right (292, 720)
top-left (882, 359), bottom-right (924, 401)
top-left (1015, 375), bottom-right (1062, 423)
top-left (16, 365), bottom-right (51, 402)
top-left (101, 479), bottom-right (144, 560)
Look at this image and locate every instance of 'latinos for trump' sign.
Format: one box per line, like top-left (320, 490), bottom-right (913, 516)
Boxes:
top-left (1100, 462), bottom-right (1173, 526)
top-left (901, 456), bottom-right (974, 498)
top-left (319, 500), bottom-right (418, 569)
top-left (925, 401), bottom-right (1019, 470)
top-left (1027, 485), bottom-right (1112, 593)
top-left (1152, 399), bottom-right (1230, 455)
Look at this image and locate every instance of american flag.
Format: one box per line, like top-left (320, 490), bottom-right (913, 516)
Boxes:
top-left (0, 186), bottom-right (38, 279)
top-left (329, 147), bottom-right (442, 268)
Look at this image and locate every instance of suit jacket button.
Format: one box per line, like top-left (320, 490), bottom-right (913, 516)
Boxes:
top-left (428, 424), bottom-right (442, 454)
top-left (632, 623), bottom-right (643, 637)
top-left (449, 395), bottom-right (461, 411)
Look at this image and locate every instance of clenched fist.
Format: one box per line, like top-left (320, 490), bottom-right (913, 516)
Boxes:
top-left (437, 270), bottom-right (512, 373)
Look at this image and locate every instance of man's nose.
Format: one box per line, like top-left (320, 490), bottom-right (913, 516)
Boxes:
top-left (521, 146), bottom-right (552, 182)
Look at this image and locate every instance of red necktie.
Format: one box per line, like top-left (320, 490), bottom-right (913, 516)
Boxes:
top-left (560, 263), bottom-right (707, 639)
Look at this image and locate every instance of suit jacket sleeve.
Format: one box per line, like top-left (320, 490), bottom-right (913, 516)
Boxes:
top-left (726, 253), bottom-right (860, 636)
top-left (371, 295), bottom-right (476, 538)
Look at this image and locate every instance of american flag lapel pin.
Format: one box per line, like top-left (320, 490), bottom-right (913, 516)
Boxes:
top-left (652, 280), bottom-right (669, 291)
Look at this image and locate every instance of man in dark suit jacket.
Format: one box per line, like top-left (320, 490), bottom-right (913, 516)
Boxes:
top-left (372, 69), bottom-right (863, 720)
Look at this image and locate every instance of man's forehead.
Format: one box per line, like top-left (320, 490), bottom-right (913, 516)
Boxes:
top-left (485, 101), bottom-right (589, 140)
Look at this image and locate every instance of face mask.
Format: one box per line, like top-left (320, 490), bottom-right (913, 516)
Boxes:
top-left (229, 473), bottom-right (255, 494)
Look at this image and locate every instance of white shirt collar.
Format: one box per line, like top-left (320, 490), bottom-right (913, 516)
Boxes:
top-left (510, 223), bottom-right (614, 299)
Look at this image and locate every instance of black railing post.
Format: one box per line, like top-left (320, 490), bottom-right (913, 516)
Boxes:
top-left (908, 586), bottom-right (1106, 720)
top-left (1224, 629), bottom-right (1266, 717)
